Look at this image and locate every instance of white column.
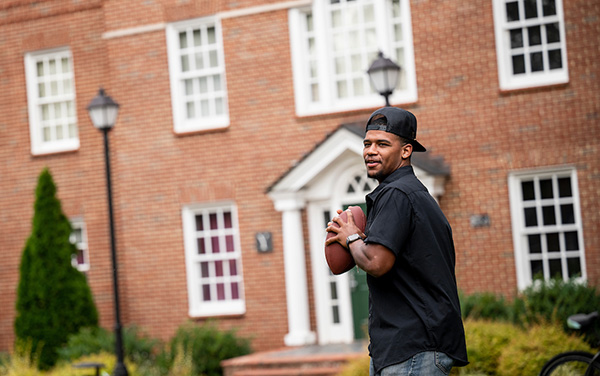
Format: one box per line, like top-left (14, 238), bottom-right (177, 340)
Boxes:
top-left (273, 195), bottom-right (316, 346)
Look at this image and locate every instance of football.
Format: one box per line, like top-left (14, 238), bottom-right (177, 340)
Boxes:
top-left (324, 206), bottom-right (367, 275)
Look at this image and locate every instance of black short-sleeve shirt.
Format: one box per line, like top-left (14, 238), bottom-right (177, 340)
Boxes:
top-left (364, 166), bottom-right (468, 373)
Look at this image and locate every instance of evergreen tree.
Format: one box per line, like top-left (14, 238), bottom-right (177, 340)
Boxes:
top-left (15, 168), bottom-right (99, 370)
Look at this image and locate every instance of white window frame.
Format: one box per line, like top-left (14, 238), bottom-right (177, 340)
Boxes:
top-left (25, 47), bottom-right (79, 155)
top-left (289, 0), bottom-right (417, 117)
top-left (182, 202), bottom-right (245, 317)
top-left (508, 166), bottom-right (587, 291)
top-left (492, 0), bottom-right (568, 91)
top-left (70, 219), bottom-right (90, 272)
top-left (166, 17), bottom-right (229, 134)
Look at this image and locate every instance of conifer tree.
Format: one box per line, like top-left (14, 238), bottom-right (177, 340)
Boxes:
top-left (15, 168), bottom-right (99, 370)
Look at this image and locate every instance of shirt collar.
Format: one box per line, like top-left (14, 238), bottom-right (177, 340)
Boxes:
top-left (365, 166), bottom-right (414, 223)
top-left (379, 165), bottom-right (414, 187)
top-left (367, 165), bottom-right (414, 201)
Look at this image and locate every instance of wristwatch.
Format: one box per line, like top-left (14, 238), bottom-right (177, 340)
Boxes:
top-left (346, 233), bottom-right (362, 249)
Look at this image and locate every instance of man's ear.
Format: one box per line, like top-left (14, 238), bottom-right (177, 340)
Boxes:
top-left (401, 143), bottom-right (413, 159)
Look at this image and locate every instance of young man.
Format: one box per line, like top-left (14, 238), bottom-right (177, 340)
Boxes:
top-left (326, 107), bottom-right (468, 375)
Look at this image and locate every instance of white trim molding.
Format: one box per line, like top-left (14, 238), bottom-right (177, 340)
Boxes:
top-left (288, 0), bottom-right (418, 117)
top-left (508, 165), bottom-right (586, 290)
top-left (492, 0), bottom-right (568, 90)
top-left (25, 47), bottom-right (79, 155)
top-left (181, 202), bottom-right (246, 317)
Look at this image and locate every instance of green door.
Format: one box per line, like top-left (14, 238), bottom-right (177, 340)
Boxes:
top-left (344, 203), bottom-right (369, 339)
top-left (349, 266), bottom-right (369, 339)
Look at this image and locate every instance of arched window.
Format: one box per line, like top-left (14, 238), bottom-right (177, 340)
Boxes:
top-left (345, 173), bottom-right (377, 196)
top-left (339, 169), bottom-right (377, 206)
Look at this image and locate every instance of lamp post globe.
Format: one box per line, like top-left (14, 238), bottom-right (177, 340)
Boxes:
top-left (87, 88), bottom-right (128, 376)
top-left (367, 51), bottom-right (401, 106)
top-left (87, 88), bottom-right (120, 130)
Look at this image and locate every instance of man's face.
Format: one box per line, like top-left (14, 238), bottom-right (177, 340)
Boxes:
top-left (363, 130), bottom-right (410, 182)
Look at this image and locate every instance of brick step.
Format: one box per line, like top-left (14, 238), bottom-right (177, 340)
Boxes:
top-left (222, 343), bottom-right (366, 376)
top-left (232, 366), bottom-right (341, 376)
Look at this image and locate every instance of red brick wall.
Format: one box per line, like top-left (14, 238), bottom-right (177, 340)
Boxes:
top-left (0, 0), bottom-right (598, 354)
top-left (0, 0), bottom-right (115, 352)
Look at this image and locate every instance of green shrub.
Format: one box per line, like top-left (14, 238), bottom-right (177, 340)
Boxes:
top-left (0, 350), bottom-right (141, 376)
top-left (50, 351), bottom-right (140, 376)
top-left (336, 355), bottom-right (370, 376)
top-left (519, 279), bottom-right (600, 345)
top-left (0, 352), bottom-right (9, 368)
top-left (327, 320), bottom-right (594, 376)
top-left (137, 348), bottom-right (173, 376)
top-left (15, 169), bottom-right (98, 370)
top-left (121, 326), bottom-right (161, 366)
top-left (453, 319), bottom-right (521, 376)
top-left (163, 343), bottom-right (193, 376)
top-left (0, 341), bottom-right (41, 376)
top-left (0, 354), bottom-right (40, 376)
top-left (57, 327), bottom-right (112, 362)
top-left (497, 323), bottom-right (593, 376)
top-left (58, 325), bottom-right (160, 367)
top-left (168, 321), bottom-right (251, 376)
top-left (461, 279), bottom-right (600, 347)
top-left (460, 292), bottom-right (515, 323)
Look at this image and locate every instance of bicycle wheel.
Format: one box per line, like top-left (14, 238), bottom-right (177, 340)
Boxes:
top-left (540, 351), bottom-right (600, 376)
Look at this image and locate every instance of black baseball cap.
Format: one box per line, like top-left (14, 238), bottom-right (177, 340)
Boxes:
top-left (365, 107), bottom-right (426, 152)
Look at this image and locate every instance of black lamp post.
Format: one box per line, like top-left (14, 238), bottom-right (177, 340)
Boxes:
top-left (87, 88), bottom-right (128, 376)
top-left (367, 51), bottom-right (401, 106)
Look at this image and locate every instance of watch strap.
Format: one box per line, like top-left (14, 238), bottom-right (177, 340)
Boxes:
top-left (346, 233), bottom-right (362, 249)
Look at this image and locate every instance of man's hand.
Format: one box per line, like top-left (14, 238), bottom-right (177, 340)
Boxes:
top-left (326, 209), bottom-right (395, 277)
top-left (325, 209), bottom-right (365, 249)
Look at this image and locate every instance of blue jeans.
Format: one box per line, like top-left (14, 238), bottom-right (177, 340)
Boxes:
top-left (369, 351), bottom-right (454, 376)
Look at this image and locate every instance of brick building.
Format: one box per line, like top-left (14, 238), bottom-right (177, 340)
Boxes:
top-left (1, 0), bottom-right (598, 354)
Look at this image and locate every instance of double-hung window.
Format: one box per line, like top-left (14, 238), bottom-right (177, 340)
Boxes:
top-left (289, 0), bottom-right (417, 116)
top-left (182, 203), bottom-right (245, 317)
top-left (508, 167), bottom-right (586, 290)
top-left (25, 48), bottom-right (79, 155)
top-left (492, 0), bottom-right (568, 90)
top-left (166, 17), bottom-right (229, 133)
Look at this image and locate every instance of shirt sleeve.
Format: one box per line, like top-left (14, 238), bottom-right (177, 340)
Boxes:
top-left (364, 187), bottom-right (412, 256)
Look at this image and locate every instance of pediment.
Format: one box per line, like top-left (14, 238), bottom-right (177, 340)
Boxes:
top-left (268, 123), bottom-right (451, 201)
